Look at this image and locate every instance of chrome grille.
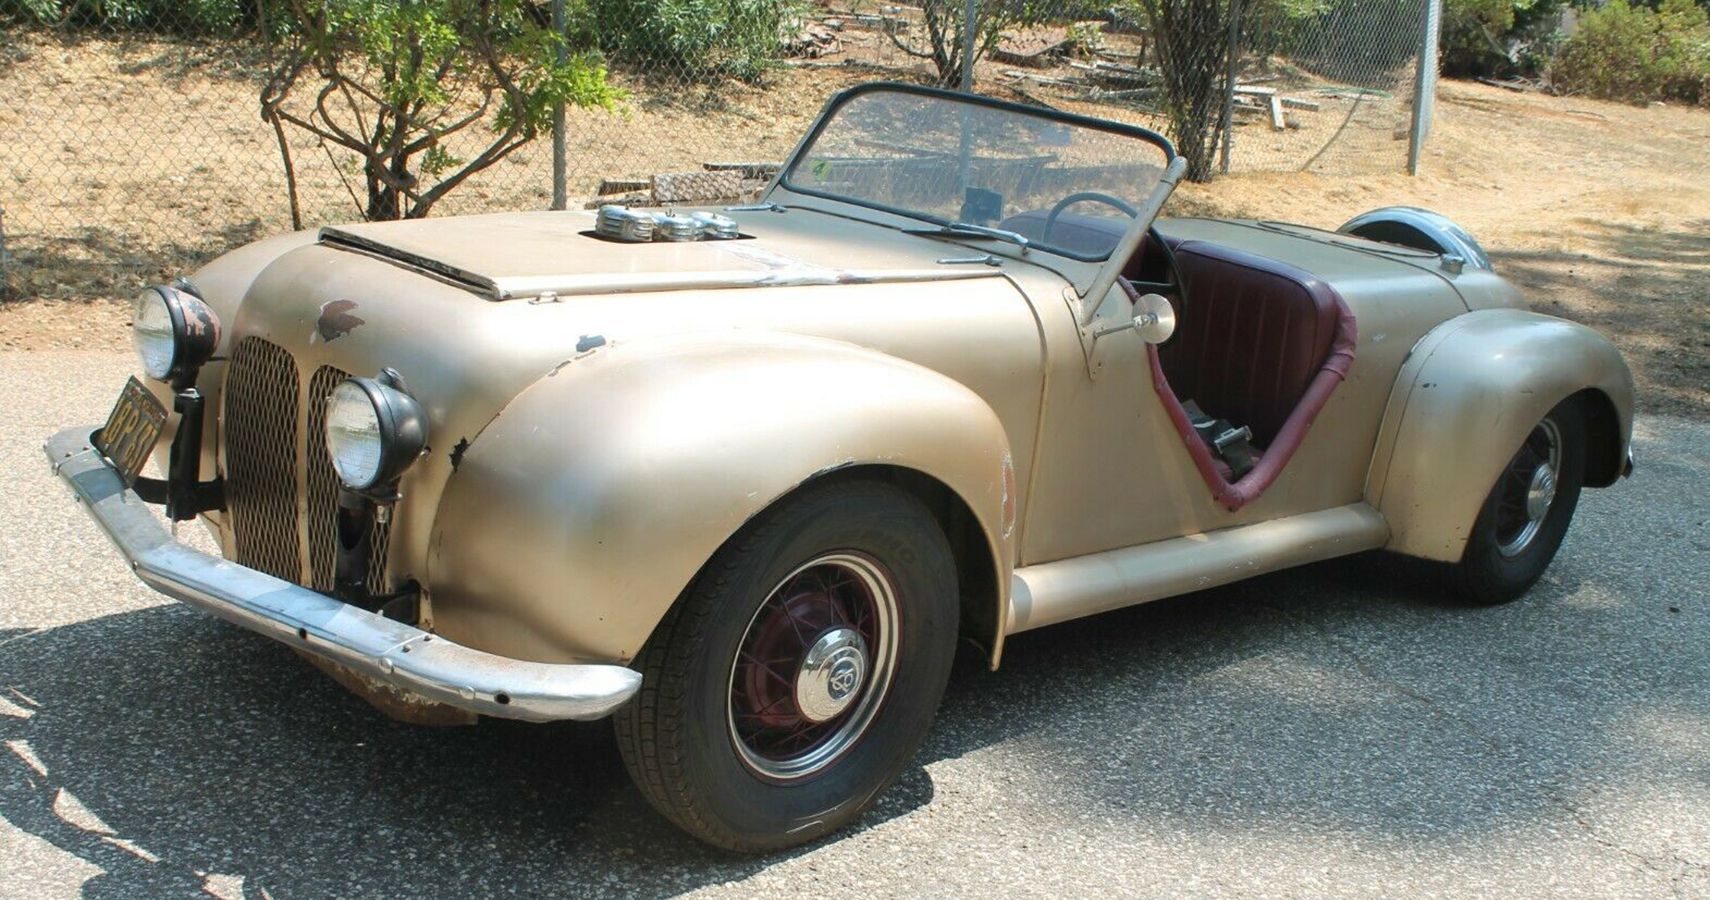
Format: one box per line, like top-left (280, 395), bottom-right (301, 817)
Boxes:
top-left (305, 364), bottom-right (391, 595)
top-left (223, 337), bottom-right (302, 582)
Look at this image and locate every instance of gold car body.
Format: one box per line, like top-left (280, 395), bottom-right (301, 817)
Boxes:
top-left (146, 180), bottom-right (1633, 679)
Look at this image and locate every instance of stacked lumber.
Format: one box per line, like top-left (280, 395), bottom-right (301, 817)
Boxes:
top-left (586, 163), bottom-right (778, 209)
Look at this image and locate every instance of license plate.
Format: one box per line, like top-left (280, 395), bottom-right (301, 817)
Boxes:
top-left (94, 377), bottom-right (169, 487)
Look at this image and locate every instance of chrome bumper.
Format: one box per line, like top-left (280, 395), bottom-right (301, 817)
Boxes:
top-left (44, 426), bottom-right (642, 723)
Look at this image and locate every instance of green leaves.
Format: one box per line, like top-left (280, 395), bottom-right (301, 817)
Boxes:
top-left (585, 0), bottom-right (792, 81)
top-left (1554, 0), bottom-right (1710, 105)
top-left (263, 0), bottom-right (621, 220)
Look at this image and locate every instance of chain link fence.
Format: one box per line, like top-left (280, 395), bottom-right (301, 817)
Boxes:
top-left (0, 0), bottom-right (1438, 301)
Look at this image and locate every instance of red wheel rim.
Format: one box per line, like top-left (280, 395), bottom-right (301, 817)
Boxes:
top-left (726, 552), bottom-right (900, 781)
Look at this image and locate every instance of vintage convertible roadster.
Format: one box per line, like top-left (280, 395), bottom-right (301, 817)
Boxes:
top-left (47, 83), bottom-right (1634, 851)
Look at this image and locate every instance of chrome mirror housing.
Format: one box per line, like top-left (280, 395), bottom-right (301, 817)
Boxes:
top-left (1097, 292), bottom-right (1176, 344)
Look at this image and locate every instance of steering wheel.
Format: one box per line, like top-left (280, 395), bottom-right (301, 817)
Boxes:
top-left (1041, 191), bottom-right (1140, 245)
top-left (1043, 191), bottom-right (1184, 315)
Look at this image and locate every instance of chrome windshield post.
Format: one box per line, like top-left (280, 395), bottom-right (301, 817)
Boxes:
top-left (1079, 157), bottom-right (1187, 328)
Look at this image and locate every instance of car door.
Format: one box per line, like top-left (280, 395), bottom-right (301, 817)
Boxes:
top-left (1009, 221), bottom-right (1464, 568)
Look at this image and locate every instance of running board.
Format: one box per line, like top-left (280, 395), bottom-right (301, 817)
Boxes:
top-left (1005, 503), bottom-right (1390, 634)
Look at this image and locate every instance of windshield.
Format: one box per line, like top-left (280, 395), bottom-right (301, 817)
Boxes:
top-left (781, 85), bottom-right (1175, 261)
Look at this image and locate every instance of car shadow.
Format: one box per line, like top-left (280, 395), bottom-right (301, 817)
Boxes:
top-left (2, 469), bottom-right (1704, 893)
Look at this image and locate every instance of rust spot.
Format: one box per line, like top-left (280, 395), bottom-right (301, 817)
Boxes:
top-left (180, 295), bottom-right (222, 348)
top-left (317, 300), bottom-right (366, 343)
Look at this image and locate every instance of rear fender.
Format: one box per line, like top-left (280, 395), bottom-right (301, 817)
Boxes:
top-left (1367, 309), bottom-right (1634, 562)
top-left (426, 331), bottom-right (1015, 665)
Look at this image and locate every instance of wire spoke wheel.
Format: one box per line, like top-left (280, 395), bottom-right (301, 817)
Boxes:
top-left (1447, 400), bottom-right (1587, 606)
top-left (1493, 418), bottom-right (1564, 558)
top-left (727, 552), bottom-right (900, 781)
top-left (616, 480), bottom-right (956, 851)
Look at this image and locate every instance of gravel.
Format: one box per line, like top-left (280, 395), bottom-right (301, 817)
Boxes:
top-left (1, 350), bottom-right (1705, 899)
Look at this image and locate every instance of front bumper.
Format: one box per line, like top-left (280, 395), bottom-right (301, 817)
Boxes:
top-left (44, 426), bottom-right (642, 723)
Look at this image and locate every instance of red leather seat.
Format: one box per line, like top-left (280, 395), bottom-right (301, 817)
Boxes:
top-left (1157, 240), bottom-right (1345, 447)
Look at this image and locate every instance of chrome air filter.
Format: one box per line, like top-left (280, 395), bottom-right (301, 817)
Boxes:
top-left (596, 205), bottom-right (654, 242)
top-left (652, 213), bottom-right (703, 242)
top-left (691, 212), bottom-right (740, 240)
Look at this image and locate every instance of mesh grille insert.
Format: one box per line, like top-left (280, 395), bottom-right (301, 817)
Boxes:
top-left (223, 337), bottom-right (302, 583)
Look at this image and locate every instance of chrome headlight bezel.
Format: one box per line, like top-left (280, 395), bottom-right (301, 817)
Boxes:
top-left (132, 284), bottom-right (221, 388)
top-left (324, 371), bottom-right (428, 494)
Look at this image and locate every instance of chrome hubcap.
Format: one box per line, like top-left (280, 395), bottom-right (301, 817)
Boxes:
top-left (1495, 419), bottom-right (1563, 558)
top-left (727, 553), bottom-right (899, 781)
top-left (796, 628), bottom-right (868, 723)
top-left (1525, 464), bottom-right (1558, 522)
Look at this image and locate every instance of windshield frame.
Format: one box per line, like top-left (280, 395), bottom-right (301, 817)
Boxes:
top-left (774, 82), bottom-right (1179, 263)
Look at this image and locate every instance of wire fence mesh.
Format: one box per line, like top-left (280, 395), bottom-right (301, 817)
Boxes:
top-left (0, 0), bottom-right (1438, 301)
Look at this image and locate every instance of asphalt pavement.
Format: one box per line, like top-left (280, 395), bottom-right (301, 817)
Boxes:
top-left (1, 350), bottom-right (1705, 899)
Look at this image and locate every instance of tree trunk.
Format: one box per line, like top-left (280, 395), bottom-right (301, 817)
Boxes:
top-left (1151, 0), bottom-right (1232, 182)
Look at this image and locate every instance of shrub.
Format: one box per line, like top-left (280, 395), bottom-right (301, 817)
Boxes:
top-left (263, 0), bottom-right (621, 221)
top-left (583, 0), bottom-right (790, 81)
top-left (1553, 0), bottom-right (1710, 106)
top-left (1439, 0), bottom-right (1572, 79)
top-left (0, 0), bottom-right (283, 35)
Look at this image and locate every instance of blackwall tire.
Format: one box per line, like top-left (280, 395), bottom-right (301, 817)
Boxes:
top-left (614, 479), bottom-right (958, 852)
top-left (1447, 399), bottom-right (1587, 605)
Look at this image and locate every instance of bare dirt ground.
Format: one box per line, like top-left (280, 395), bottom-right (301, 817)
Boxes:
top-left (1, 32), bottom-right (1706, 416)
top-left (1172, 84), bottom-right (1710, 419)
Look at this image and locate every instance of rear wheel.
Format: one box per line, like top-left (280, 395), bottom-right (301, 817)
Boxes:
top-left (1448, 400), bottom-right (1586, 604)
top-left (615, 479), bottom-right (958, 852)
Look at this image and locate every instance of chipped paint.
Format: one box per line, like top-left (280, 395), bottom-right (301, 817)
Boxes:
top-left (315, 299), bottom-right (366, 343)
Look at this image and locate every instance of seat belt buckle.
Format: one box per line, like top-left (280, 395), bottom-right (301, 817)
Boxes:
top-left (1213, 425), bottom-right (1253, 453)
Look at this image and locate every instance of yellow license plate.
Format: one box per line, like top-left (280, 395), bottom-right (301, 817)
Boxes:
top-left (94, 377), bottom-right (169, 487)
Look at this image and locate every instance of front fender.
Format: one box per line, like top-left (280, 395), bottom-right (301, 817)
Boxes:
top-left (1368, 309), bottom-right (1634, 562)
top-left (426, 331), bottom-right (1015, 664)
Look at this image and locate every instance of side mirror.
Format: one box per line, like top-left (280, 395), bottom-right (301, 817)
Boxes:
top-left (1096, 292), bottom-right (1176, 344)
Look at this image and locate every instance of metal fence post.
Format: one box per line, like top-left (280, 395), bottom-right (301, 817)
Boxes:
top-left (1407, 0), bottom-right (1441, 175)
top-left (1219, 0), bottom-right (1244, 176)
top-left (551, 0), bottom-right (569, 210)
top-left (0, 204), bottom-right (10, 301)
top-left (961, 0), bottom-right (979, 92)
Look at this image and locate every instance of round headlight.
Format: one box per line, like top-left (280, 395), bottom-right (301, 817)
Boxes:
top-left (133, 289), bottom-right (177, 381)
top-left (132, 284), bottom-right (221, 387)
top-left (324, 372), bottom-right (427, 493)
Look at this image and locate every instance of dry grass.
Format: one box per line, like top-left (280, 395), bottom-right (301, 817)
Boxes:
top-left (2, 33), bottom-right (1706, 417)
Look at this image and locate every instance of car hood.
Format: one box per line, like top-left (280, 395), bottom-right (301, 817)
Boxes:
top-left (319, 209), bottom-right (989, 301)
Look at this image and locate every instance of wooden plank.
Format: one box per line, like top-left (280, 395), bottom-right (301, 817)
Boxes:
top-left (1269, 95), bottom-right (1287, 131)
top-left (584, 191), bottom-right (650, 210)
top-left (1237, 86), bottom-right (1318, 111)
top-left (598, 178), bottom-right (649, 196)
top-left (992, 26), bottom-right (1069, 67)
top-left (703, 161), bottom-right (782, 180)
top-left (651, 171), bottom-right (743, 203)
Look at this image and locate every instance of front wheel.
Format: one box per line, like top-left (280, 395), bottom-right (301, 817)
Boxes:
top-left (1447, 400), bottom-right (1586, 604)
top-left (615, 479), bottom-right (958, 852)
